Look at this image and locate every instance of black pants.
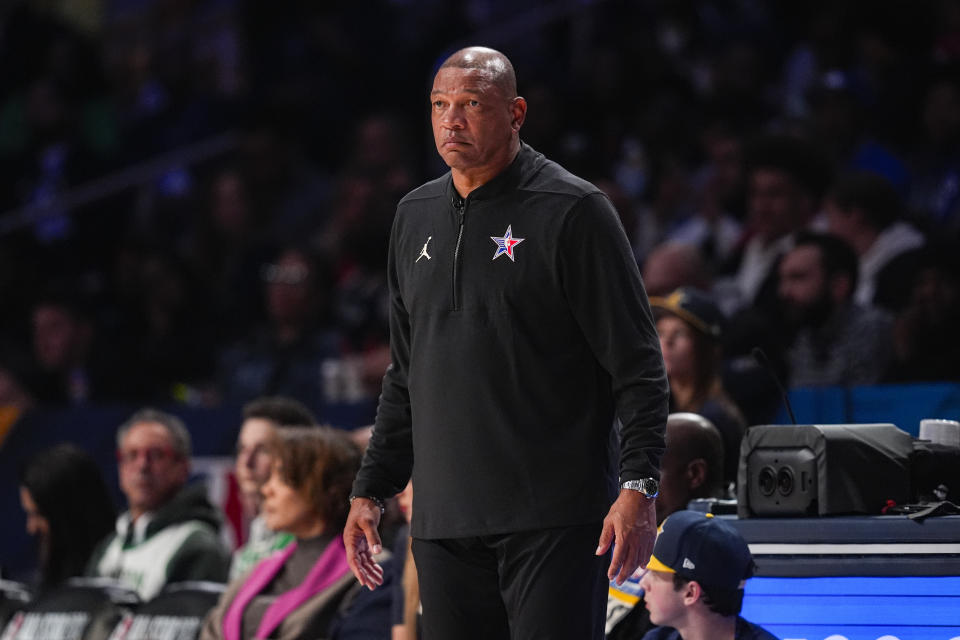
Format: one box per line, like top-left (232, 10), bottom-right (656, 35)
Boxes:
top-left (411, 522), bottom-right (609, 640)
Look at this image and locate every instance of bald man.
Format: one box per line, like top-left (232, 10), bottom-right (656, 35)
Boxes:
top-left (655, 413), bottom-right (726, 522)
top-left (345, 47), bottom-right (668, 640)
top-left (607, 413), bottom-right (727, 639)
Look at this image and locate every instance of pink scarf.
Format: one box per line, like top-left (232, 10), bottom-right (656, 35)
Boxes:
top-left (223, 535), bottom-right (351, 640)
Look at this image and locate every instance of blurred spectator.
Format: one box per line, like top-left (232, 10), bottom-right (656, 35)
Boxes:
top-left (87, 408), bottom-right (230, 599)
top-left (216, 246), bottom-right (340, 414)
top-left (666, 123), bottom-right (745, 269)
top-left (825, 171), bottom-right (925, 310)
top-left (238, 124), bottom-right (332, 246)
top-left (908, 71), bottom-right (960, 236)
top-left (27, 291), bottom-right (146, 405)
top-left (230, 396), bottom-right (318, 581)
top-left (18, 443), bottom-right (115, 593)
top-left (630, 153), bottom-right (697, 265)
top-left (200, 427), bottom-right (393, 640)
top-left (887, 243), bottom-right (960, 382)
top-left (715, 136), bottom-right (834, 423)
top-left (115, 245), bottom-right (218, 401)
top-left (650, 288), bottom-right (746, 489)
top-left (325, 181), bottom-right (395, 400)
top-left (315, 114), bottom-right (414, 402)
top-left (642, 243), bottom-right (713, 298)
top-left (805, 69), bottom-right (908, 193)
top-left (184, 167), bottom-right (273, 341)
top-left (654, 413), bottom-right (728, 521)
top-left (778, 232), bottom-right (894, 387)
top-left (718, 134), bottom-right (833, 314)
top-left (778, 6), bottom-right (850, 120)
top-left (706, 38), bottom-right (778, 132)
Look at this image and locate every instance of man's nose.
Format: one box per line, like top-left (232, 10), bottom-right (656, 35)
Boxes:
top-left (441, 106), bottom-right (465, 128)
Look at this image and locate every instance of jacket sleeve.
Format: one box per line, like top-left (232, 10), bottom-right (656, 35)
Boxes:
top-left (557, 191), bottom-right (669, 481)
top-left (351, 211), bottom-right (414, 501)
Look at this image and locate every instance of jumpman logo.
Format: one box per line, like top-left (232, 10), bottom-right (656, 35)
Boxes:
top-left (416, 236), bottom-right (433, 262)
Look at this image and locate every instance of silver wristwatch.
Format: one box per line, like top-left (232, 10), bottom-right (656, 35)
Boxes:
top-left (621, 478), bottom-right (660, 498)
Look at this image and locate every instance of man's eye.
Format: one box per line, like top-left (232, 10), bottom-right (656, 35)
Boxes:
top-left (468, 100), bottom-right (480, 107)
top-left (433, 100), bottom-right (444, 108)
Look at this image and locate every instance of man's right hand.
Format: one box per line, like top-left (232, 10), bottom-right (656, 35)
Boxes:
top-left (344, 497), bottom-right (386, 589)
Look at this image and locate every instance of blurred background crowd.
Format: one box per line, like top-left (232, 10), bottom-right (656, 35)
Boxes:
top-left (1, 0), bottom-right (960, 430)
top-left (3, 2), bottom-right (960, 637)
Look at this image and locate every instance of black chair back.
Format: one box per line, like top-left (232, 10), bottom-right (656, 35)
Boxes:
top-left (0, 577), bottom-right (139, 640)
top-left (105, 582), bottom-right (225, 640)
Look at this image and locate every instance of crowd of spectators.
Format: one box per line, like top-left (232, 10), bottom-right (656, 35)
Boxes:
top-left (1, 1), bottom-right (960, 431)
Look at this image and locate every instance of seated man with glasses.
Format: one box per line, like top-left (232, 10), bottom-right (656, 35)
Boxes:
top-left (87, 408), bottom-right (231, 599)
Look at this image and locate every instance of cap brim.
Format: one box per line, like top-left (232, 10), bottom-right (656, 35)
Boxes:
top-left (649, 298), bottom-right (715, 337)
top-left (646, 553), bottom-right (675, 574)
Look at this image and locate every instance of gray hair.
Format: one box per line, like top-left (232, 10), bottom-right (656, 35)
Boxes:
top-left (116, 408), bottom-right (192, 458)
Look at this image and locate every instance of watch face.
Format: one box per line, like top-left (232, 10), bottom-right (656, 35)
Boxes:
top-left (643, 479), bottom-right (659, 495)
top-left (623, 479), bottom-right (659, 497)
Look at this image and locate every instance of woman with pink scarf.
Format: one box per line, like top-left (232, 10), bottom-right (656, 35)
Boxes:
top-left (200, 427), bottom-right (391, 640)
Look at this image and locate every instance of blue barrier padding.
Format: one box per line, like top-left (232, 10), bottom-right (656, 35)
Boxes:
top-left (742, 577), bottom-right (960, 638)
top-left (773, 382), bottom-right (960, 434)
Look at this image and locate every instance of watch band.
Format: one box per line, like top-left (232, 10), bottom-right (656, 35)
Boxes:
top-left (349, 495), bottom-right (386, 514)
top-left (621, 478), bottom-right (660, 498)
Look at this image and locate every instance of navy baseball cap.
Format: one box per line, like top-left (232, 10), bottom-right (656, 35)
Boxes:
top-left (649, 288), bottom-right (724, 339)
top-left (646, 510), bottom-right (754, 590)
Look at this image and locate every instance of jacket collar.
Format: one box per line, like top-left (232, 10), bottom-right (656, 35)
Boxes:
top-left (445, 141), bottom-right (542, 203)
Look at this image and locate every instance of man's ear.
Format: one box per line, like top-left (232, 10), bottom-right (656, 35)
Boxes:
top-left (682, 580), bottom-right (702, 606)
top-left (686, 458), bottom-right (708, 491)
top-left (510, 97), bottom-right (527, 132)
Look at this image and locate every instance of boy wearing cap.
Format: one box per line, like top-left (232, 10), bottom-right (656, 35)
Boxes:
top-left (639, 510), bottom-right (778, 640)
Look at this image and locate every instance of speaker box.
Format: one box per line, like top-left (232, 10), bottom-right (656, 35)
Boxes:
top-left (738, 424), bottom-right (915, 517)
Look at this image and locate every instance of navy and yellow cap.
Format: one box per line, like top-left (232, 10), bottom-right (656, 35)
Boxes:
top-left (649, 288), bottom-right (724, 339)
top-left (647, 510), bottom-right (754, 591)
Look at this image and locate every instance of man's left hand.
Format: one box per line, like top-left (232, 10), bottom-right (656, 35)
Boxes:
top-left (595, 489), bottom-right (657, 585)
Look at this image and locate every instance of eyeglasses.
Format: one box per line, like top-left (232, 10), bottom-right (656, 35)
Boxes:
top-left (116, 446), bottom-right (181, 465)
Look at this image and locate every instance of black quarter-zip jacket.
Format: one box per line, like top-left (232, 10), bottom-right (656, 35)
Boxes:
top-left (353, 143), bottom-right (668, 539)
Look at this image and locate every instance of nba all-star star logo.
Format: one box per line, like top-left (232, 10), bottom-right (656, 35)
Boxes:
top-left (490, 225), bottom-right (524, 261)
